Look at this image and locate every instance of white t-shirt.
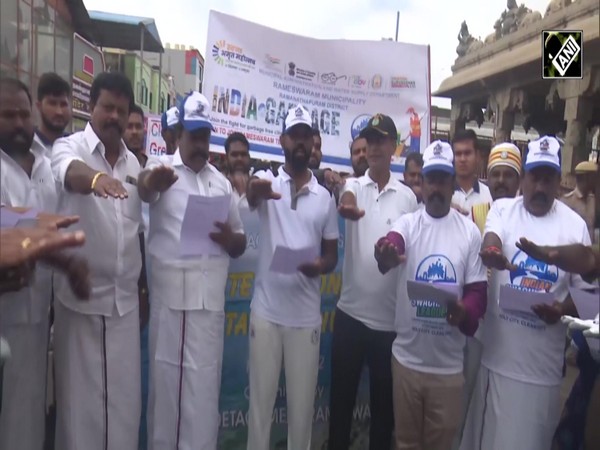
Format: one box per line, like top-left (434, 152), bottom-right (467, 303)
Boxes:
top-left (338, 171), bottom-right (418, 331)
top-left (251, 167), bottom-right (339, 328)
top-left (452, 180), bottom-right (493, 211)
top-left (392, 208), bottom-right (487, 374)
top-left (481, 197), bottom-right (591, 386)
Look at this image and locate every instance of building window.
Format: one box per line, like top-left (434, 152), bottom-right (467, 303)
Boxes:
top-left (0, 0), bottom-right (19, 67)
top-left (149, 91), bottom-right (153, 111)
top-left (34, 0), bottom-right (55, 75)
top-left (139, 78), bottom-right (148, 106)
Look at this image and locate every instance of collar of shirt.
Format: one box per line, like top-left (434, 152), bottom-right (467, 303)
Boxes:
top-left (359, 169), bottom-right (402, 193)
top-left (455, 178), bottom-right (481, 195)
top-left (172, 148), bottom-right (217, 177)
top-left (277, 165), bottom-right (319, 195)
top-left (83, 122), bottom-right (128, 160)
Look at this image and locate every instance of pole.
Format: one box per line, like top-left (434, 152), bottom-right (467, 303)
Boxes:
top-left (158, 51), bottom-right (163, 113)
top-left (395, 11), bottom-right (400, 41)
top-left (140, 25), bottom-right (145, 106)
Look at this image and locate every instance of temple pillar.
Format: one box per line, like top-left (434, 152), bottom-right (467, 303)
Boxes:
top-left (450, 100), bottom-right (466, 139)
top-left (494, 110), bottom-right (515, 144)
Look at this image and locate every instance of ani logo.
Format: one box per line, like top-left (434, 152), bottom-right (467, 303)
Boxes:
top-left (509, 250), bottom-right (559, 292)
top-left (211, 40), bottom-right (225, 65)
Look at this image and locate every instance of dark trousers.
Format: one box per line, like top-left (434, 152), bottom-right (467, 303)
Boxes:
top-left (328, 307), bottom-right (395, 450)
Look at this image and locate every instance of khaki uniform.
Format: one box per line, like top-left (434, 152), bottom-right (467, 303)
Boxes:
top-left (561, 187), bottom-right (596, 242)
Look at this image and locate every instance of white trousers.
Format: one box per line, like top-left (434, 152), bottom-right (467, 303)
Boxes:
top-left (53, 301), bottom-right (141, 450)
top-left (0, 320), bottom-right (49, 450)
top-left (247, 312), bottom-right (320, 450)
top-left (148, 304), bottom-right (224, 450)
top-left (460, 365), bottom-right (561, 450)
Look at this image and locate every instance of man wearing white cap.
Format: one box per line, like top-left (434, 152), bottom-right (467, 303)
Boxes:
top-left (161, 106), bottom-right (179, 155)
top-left (246, 104), bottom-right (339, 450)
top-left (138, 91), bottom-right (246, 449)
top-left (375, 140), bottom-right (488, 450)
top-left (460, 136), bottom-right (592, 450)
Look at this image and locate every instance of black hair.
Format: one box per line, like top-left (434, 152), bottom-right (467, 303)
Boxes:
top-left (89, 72), bottom-right (134, 109)
top-left (129, 104), bottom-right (145, 121)
top-left (405, 151), bottom-right (424, 169)
top-left (451, 129), bottom-right (479, 151)
top-left (37, 72), bottom-right (71, 101)
top-left (224, 132), bottom-right (250, 154)
top-left (0, 76), bottom-right (32, 105)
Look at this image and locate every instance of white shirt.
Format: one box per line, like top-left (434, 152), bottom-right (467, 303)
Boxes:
top-left (452, 179), bottom-right (493, 211)
top-left (481, 197), bottom-right (591, 386)
top-left (392, 208), bottom-right (487, 374)
top-left (338, 171), bottom-right (418, 331)
top-left (145, 151), bottom-right (243, 311)
top-left (51, 123), bottom-right (142, 317)
top-left (0, 147), bottom-right (57, 325)
top-left (233, 189), bottom-right (250, 211)
top-left (251, 167), bottom-right (339, 328)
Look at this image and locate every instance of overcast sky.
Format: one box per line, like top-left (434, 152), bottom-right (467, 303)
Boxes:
top-left (83, 0), bottom-right (552, 108)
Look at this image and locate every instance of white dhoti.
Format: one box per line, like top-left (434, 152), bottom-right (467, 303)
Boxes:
top-left (149, 304), bottom-right (224, 450)
top-left (0, 320), bottom-right (49, 450)
top-left (247, 312), bottom-right (320, 450)
top-left (53, 301), bottom-right (141, 450)
top-left (460, 365), bottom-right (561, 450)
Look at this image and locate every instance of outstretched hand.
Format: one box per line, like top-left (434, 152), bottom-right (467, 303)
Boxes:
top-left (145, 166), bottom-right (179, 193)
top-left (250, 179), bottom-right (282, 201)
top-left (515, 238), bottom-right (559, 265)
top-left (338, 204), bottom-right (365, 221)
top-left (479, 247), bottom-right (516, 271)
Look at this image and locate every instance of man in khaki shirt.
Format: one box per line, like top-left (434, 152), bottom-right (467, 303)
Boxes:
top-left (561, 161), bottom-right (597, 242)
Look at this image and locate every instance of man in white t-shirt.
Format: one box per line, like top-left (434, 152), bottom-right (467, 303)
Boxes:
top-left (329, 114), bottom-right (418, 450)
top-left (375, 140), bottom-right (488, 450)
top-left (138, 91), bottom-right (246, 449)
top-left (460, 136), bottom-right (592, 450)
top-left (245, 104), bottom-right (339, 450)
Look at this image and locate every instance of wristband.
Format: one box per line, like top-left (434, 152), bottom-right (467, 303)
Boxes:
top-left (91, 172), bottom-right (107, 190)
top-left (485, 245), bottom-right (502, 254)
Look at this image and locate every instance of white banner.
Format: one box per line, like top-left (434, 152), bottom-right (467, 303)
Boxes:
top-left (145, 114), bottom-right (167, 156)
top-left (203, 11), bottom-right (431, 173)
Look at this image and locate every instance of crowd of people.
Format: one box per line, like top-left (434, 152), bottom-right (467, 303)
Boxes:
top-left (0, 69), bottom-right (598, 450)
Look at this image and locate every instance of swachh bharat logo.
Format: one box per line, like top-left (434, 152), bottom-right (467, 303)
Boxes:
top-left (212, 40), bottom-right (225, 65)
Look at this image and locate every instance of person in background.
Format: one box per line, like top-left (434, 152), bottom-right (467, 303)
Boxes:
top-left (51, 72), bottom-right (146, 450)
top-left (225, 132), bottom-right (252, 210)
top-left (309, 128), bottom-right (322, 170)
top-left (349, 136), bottom-right (369, 178)
top-left (161, 106), bottom-right (179, 155)
top-left (246, 105), bottom-right (339, 450)
top-left (330, 114), bottom-right (418, 450)
top-left (139, 91), bottom-right (246, 450)
top-left (560, 161), bottom-right (597, 242)
top-left (403, 151), bottom-right (424, 204)
top-left (33, 72), bottom-right (71, 156)
top-left (375, 140), bottom-right (488, 450)
top-left (460, 136), bottom-right (591, 450)
top-left (124, 104), bottom-right (147, 168)
top-left (451, 129), bottom-right (492, 214)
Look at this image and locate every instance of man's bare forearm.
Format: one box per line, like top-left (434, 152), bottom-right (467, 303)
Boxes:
top-left (64, 161), bottom-right (100, 194)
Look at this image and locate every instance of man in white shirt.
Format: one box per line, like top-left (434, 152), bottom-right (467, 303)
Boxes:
top-left (225, 132), bottom-right (252, 210)
top-left (138, 91), bottom-right (246, 449)
top-left (161, 106), bottom-right (179, 155)
top-left (460, 136), bottom-right (592, 450)
top-left (349, 136), bottom-right (369, 178)
top-left (51, 72), bottom-right (144, 450)
top-left (245, 105), bottom-right (339, 450)
top-left (329, 114), bottom-right (418, 450)
top-left (375, 140), bottom-right (488, 450)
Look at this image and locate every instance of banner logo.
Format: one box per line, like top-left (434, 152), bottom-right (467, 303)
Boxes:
top-left (350, 114), bottom-right (371, 140)
top-left (542, 30), bottom-right (582, 79)
top-left (371, 74), bottom-right (383, 89)
top-left (349, 75), bottom-right (367, 88)
top-left (390, 76), bottom-right (416, 89)
top-left (212, 39), bottom-right (256, 72)
top-left (320, 72), bottom-right (347, 85)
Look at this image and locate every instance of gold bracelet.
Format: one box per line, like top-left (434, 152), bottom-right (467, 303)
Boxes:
top-left (91, 172), bottom-right (107, 190)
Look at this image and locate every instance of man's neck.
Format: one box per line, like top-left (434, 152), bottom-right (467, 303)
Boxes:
top-left (369, 166), bottom-right (390, 191)
top-left (283, 163), bottom-right (311, 188)
top-left (456, 175), bottom-right (476, 192)
top-left (181, 150), bottom-right (207, 173)
top-left (37, 125), bottom-right (64, 145)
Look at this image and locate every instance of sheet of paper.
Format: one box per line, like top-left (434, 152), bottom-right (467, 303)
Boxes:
top-left (406, 280), bottom-right (460, 307)
top-left (0, 208), bottom-right (37, 229)
top-left (499, 284), bottom-right (555, 313)
top-left (269, 245), bottom-right (319, 274)
top-left (569, 287), bottom-right (600, 320)
top-left (180, 194), bottom-right (231, 257)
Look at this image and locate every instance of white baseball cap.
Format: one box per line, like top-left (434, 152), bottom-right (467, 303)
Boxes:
top-left (178, 91), bottom-right (215, 132)
top-left (422, 140), bottom-right (455, 175)
top-left (283, 104), bottom-right (312, 134)
top-left (525, 136), bottom-right (561, 173)
top-left (161, 106), bottom-right (179, 130)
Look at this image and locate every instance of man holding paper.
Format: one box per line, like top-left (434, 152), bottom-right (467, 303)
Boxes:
top-left (245, 104), bottom-right (339, 450)
top-left (329, 114), bottom-right (418, 450)
top-left (460, 136), bottom-right (592, 450)
top-left (137, 91), bottom-right (245, 449)
top-left (375, 140), bottom-right (488, 450)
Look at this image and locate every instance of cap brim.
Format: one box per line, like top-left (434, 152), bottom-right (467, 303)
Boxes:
top-left (181, 120), bottom-right (215, 132)
top-left (422, 165), bottom-right (455, 176)
top-left (524, 161), bottom-right (561, 173)
top-left (284, 122), bottom-right (312, 134)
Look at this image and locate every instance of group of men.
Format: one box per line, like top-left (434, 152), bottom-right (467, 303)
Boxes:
top-left (0, 68), bottom-right (598, 450)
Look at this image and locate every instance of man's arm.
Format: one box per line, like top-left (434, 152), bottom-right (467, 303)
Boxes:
top-left (319, 238), bottom-right (338, 274)
top-left (246, 176), bottom-right (262, 209)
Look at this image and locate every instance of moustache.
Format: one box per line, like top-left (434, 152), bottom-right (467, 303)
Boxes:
top-left (531, 193), bottom-right (547, 203)
top-left (104, 122), bottom-right (123, 134)
top-left (8, 129), bottom-right (30, 142)
top-left (428, 192), bottom-right (445, 203)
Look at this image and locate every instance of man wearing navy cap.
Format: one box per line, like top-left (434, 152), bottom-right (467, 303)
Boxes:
top-left (461, 136), bottom-right (592, 450)
top-left (246, 104), bottom-right (339, 450)
top-left (160, 106), bottom-right (179, 155)
top-left (375, 140), bottom-right (488, 450)
top-left (138, 91), bottom-right (246, 449)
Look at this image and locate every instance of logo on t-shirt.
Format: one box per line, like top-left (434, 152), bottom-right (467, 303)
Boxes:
top-left (413, 255), bottom-right (457, 319)
top-left (509, 250), bottom-right (559, 292)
